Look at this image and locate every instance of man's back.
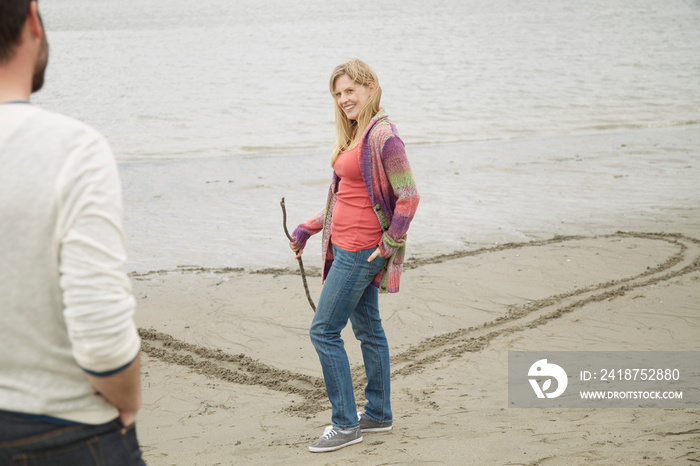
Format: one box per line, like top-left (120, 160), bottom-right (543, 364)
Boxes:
top-left (0, 103), bottom-right (139, 425)
top-left (0, 2), bottom-right (145, 463)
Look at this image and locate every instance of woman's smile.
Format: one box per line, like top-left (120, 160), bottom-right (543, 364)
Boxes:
top-left (334, 74), bottom-right (371, 121)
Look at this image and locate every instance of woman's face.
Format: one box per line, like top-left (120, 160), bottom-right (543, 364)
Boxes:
top-left (333, 74), bottom-right (372, 121)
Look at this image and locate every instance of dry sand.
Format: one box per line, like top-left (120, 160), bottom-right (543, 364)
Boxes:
top-left (132, 230), bottom-right (700, 465)
top-left (130, 127), bottom-right (700, 465)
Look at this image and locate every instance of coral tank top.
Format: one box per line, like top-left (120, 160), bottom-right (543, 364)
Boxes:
top-left (331, 144), bottom-right (383, 252)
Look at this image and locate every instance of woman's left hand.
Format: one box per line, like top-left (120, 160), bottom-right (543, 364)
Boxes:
top-left (289, 240), bottom-right (304, 259)
top-left (367, 246), bottom-right (382, 262)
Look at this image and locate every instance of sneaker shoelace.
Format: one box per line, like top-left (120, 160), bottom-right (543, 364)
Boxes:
top-left (321, 425), bottom-right (338, 439)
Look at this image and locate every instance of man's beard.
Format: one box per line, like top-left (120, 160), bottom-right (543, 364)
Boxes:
top-left (31, 28), bottom-right (49, 93)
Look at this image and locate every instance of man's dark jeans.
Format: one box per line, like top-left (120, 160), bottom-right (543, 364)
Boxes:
top-left (0, 411), bottom-right (145, 465)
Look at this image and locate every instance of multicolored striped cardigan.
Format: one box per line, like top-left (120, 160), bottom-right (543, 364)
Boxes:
top-left (292, 109), bottom-right (420, 293)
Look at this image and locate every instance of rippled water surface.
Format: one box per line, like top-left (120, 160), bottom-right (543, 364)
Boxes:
top-left (37, 0), bottom-right (700, 160)
top-left (33, 0), bottom-right (700, 271)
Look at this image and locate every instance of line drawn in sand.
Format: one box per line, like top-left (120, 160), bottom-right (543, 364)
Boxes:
top-left (138, 231), bottom-right (700, 416)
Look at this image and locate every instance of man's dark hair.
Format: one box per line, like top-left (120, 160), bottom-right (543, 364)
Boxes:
top-left (0, 0), bottom-right (33, 63)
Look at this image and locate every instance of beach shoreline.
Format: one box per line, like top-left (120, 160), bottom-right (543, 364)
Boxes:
top-left (128, 123), bottom-right (700, 464)
top-left (26, 1), bottom-right (700, 462)
top-left (120, 124), bottom-right (700, 275)
top-left (133, 227), bottom-right (700, 464)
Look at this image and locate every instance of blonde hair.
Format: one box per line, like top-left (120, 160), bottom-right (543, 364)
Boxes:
top-left (329, 58), bottom-right (382, 166)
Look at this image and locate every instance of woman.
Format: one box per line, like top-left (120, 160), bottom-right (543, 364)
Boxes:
top-left (289, 58), bottom-right (419, 453)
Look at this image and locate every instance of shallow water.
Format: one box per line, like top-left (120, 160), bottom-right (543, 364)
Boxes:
top-left (37, 0), bottom-right (700, 160)
top-left (120, 126), bottom-right (700, 272)
top-left (32, 0), bottom-right (700, 271)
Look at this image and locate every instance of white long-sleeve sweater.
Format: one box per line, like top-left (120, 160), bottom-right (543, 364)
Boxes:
top-left (0, 103), bottom-right (140, 425)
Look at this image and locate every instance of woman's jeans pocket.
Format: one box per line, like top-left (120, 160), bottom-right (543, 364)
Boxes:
top-left (365, 255), bottom-right (386, 280)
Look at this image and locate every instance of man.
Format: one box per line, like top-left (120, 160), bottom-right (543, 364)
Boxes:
top-left (0, 1), bottom-right (145, 463)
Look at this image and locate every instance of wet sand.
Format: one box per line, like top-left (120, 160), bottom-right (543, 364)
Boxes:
top-left (130, 128), bottom-right (700, 465)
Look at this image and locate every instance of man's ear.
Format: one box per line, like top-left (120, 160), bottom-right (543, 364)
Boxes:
top-left (26, 2), bottom-right (44, 40)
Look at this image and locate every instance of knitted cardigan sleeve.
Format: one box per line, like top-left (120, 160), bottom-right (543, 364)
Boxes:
top-left (377, 134), bottom-right (419, 259)
top-left (291, 207), bottom-right (324, 251)
top-left (360, 120), bottom-right (419, 293)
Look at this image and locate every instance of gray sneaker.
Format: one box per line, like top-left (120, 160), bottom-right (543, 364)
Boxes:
top-left (308, 425), bottom-right (362, 453)
top-left (358, 412), bottom-right (393, 432)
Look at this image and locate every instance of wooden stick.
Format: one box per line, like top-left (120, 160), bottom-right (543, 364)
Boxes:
top-left (281, 197), bottom-right (316, 312)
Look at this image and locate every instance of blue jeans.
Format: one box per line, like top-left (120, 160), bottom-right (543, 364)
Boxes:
top-left (310, 245), bottom-right (392, 429)
top-left (0, 411), bottom-right (145, 465)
